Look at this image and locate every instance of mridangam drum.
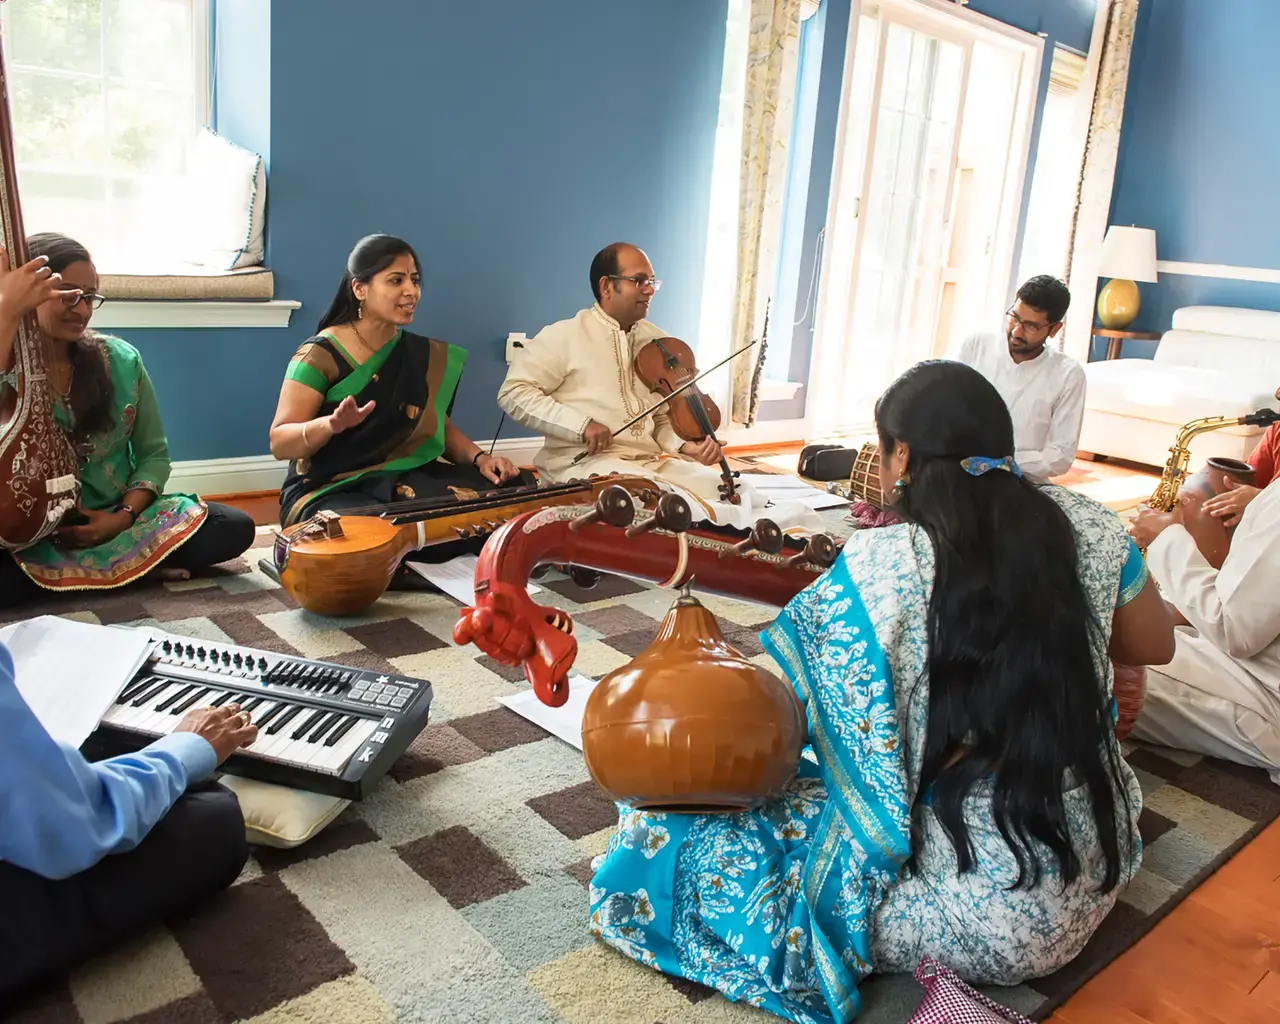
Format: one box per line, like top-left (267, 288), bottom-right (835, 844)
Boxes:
top-left (848, 442), bottom-right (883, 506)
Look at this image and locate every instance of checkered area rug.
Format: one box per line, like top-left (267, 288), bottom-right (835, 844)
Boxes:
top-left (4, 517), bottom-right (1279, 1024)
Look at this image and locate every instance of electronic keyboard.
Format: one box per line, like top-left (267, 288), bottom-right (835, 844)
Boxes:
top-left (83, 628), bottom-right (434, 800)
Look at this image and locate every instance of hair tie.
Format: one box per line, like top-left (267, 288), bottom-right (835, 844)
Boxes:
top-left (960, 456), bottom-right (1022, 478)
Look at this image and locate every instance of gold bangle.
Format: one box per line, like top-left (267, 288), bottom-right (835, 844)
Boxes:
top-left (302, 421), bottom-right (311, 448)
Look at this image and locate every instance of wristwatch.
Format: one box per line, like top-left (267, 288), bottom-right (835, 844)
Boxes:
top-left (113, 503), bottom-right (138, 523)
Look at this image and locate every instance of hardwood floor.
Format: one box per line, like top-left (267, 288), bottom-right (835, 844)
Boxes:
top-left (218, 458), bottom-right (1278, 1022)
top-left (1051, 817), bottom-right (1280, 1023)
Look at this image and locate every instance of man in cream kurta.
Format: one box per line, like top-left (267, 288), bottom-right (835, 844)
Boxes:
top-left (1128, 480), bottom-right (1280, 783)
top-left (497, 244), bottom-right (824, 533)
top-left (949, 275), bottom-right (1085, 484)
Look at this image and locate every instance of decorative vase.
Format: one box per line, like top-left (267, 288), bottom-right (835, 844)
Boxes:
top-left (581, 587), bottom-right (804, 813)
top-left (1096, 278), bottom-right (1141, 330)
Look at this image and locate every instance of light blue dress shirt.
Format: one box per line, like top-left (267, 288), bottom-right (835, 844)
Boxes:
top-left (0, 639), bottom-right (217, 880)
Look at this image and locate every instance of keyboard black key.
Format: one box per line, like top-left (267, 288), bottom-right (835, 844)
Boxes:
top-left (132, 679), bottom-right (171, 707)
top-left (119, 675), bottom-right (158, 704)
top-left (171, 687), bottom-right (213, 715)
top-left (255, 703), bottom-right (291, 729)
top-left (267, 706), bottom-right (303, 735)
top-left (290, 710), bottom-right (319, 740)
top-left (325, 716), bottom-right (358, 747)
top-left (311, 714), bottom-right (348, 745)
top-left (242, 696), bottom-right (264, 712)
top-left (210, 692), bottom-right (236, 707)
top-left (156, 685), bottom-right (197, 713)
top-left (305, 712), bottom-right (337, 743)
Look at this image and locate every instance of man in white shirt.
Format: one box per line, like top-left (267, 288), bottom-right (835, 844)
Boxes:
top-left (950, 275), bottom-right (1086, 484)
top-left (1128, 483), bottom-right (1280, 782)
top-left (497, 243), bottom-right (823, 533)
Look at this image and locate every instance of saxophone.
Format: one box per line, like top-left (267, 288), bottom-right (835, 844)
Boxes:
top-left (1147, 408), bottom-right (1280, 512)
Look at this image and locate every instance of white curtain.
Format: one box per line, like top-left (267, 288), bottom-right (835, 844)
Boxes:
top-left (726, 0), bottom-right (804, 427)
top-left (1061, 0), bottom-right (1141, 363)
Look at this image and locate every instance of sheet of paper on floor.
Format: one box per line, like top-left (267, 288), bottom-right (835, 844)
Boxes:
top-left (747, 473), bottom-right (850, 510)
top-left (406, 553), bottom-right (542, 606)
top-left (0, 616), bottom-right (152, 745)
top-left (497, 674), bottom-right (599, 750)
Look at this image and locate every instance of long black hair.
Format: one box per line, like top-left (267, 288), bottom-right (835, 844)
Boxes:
top-left (316, 234), bottom-right (421, 333)
top-left (877, 360), bottom-right (1133, 892)
top-left (27, 232), bottom-right (114, 439)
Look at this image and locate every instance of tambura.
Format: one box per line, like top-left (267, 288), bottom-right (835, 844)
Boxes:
top-left (848, 442), bottom-right (883, 507)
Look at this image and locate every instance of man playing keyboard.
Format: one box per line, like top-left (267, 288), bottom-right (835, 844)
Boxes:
top-left (0, 639), bottom-right (257, 997)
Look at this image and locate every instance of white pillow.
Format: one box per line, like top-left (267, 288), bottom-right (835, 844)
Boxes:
top-left (178, 127), bottom-right (266, 271)
top-left (218, 774), bottom-right (350, 849)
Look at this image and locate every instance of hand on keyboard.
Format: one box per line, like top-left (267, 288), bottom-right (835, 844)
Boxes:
top-left (175, 704), bottom-right (260, 764)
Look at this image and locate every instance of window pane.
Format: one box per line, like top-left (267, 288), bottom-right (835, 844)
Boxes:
top-left (105, 0), bottom-right (194, 84)
top-left (4, 0), bottom-right (205, 266)
top-left (12, 72), bottom-right (107, 168)
top-left (8, 0), bottom-right (102, 75)
top-left (107, 84), bottom-right (190, 174)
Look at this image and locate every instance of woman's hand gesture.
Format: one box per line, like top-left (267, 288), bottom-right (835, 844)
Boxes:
top-left (0, 250), bottom-right (80, 318)
top-left (327, 395), bottom-right (375, 435)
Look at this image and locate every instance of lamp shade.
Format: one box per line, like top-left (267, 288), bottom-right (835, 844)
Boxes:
top-left (1099, 225), bottom-right (1158, 282)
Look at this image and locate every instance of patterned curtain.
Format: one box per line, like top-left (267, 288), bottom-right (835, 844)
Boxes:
top-left (727, 0), bottom-right (803, 427)
top-left (1061, 0), bottom-right (1141, 363)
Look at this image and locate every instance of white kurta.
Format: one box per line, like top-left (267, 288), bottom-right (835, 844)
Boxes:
top-left (951, 332), bottom-right (1087, 484)
top-left (1133, 479), bottom-right (1280, 782)
top-left (497, 305), bottom-right (825, 533)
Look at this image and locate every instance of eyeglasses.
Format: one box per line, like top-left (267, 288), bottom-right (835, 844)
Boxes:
top-left (609, 274), bottom-right (662, 293)
top-left (1006, 308), bottom-right (1055, 335)
top-left (62, 292), bottom-right (106, 310)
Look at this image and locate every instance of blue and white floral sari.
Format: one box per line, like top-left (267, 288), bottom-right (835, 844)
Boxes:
top-left (588, 486), bottom-right (1148, 1023)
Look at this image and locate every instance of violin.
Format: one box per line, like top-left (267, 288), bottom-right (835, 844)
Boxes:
top-left (0, 34), bottom-right (80, 549)
top-left (633, 336), bottom-right (741, 504)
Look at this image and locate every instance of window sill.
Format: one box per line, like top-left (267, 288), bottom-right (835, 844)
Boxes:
top-left (92, 299), bottom-right (302, 330)
top-left (759, 380), bottom-right (805, 402)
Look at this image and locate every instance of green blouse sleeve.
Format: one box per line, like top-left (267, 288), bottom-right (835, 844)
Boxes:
top-left (127, 362), bottom-right (173, 493)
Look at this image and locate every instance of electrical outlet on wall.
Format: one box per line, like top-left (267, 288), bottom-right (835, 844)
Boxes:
top-left (506, 332), bottom-right (527, 363)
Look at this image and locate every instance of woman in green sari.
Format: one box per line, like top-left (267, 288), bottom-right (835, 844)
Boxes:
top-left (269, 234), bottom-right (520, 527)
top-left (0, 234), bottom-right (256, 607)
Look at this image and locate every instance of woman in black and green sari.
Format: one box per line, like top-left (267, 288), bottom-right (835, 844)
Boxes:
top-left (270, 234), bottom-right (520, 526)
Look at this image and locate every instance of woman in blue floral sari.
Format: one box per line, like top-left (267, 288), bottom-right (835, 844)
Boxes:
top-left (589, 361), bottom-right (1175, 1023)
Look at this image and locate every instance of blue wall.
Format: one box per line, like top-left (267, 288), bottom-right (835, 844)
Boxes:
top-left (1105, 0), bottom-right (1280, 358)
top-left (135, 0), bottom-right (727, 461)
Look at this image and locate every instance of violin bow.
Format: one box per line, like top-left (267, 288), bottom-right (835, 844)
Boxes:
top-left (570, 338), bottom-right (759, 466)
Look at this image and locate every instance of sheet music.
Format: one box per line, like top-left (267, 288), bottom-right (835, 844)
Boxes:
top-left (748, 474), bottom-right (850, 510)
top-left (497, 675), bottom-right (599, 750)
top-left (0, 616), bottom-right (152, 746)
top-left (405, 553), bottom-right (542, 606)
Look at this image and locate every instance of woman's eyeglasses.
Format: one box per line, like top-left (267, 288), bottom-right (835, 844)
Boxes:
top-left (62, 292), bottom-right (107, 310)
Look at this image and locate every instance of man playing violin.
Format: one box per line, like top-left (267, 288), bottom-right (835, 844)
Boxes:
top-left (497, 243), bottom-right (822, 532)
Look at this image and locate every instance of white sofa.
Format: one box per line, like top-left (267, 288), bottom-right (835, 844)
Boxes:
top-left (1078, 305), bottom-right (1280, 469)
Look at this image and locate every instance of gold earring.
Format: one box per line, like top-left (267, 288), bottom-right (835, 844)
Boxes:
top-left (357, 301), bottom-right (364, 320)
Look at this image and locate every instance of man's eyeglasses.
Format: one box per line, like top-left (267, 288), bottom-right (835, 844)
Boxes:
top-left (609, 274), bottom-right (662, 293)
top-left (62, 292), bottom-right (106, 310)
top-left (1006, 308), bottom-right (1055, 335)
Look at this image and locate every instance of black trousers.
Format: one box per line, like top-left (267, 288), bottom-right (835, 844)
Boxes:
top-left (0, 781), bottom-right (249, 1000)
top-left (0, 501), bottom-right (256, 610)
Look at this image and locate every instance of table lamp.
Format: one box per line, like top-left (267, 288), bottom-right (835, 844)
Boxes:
top-left (1097, 225), bottom-right (1157, 329)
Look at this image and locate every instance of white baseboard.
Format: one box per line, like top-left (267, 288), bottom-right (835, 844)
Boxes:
top-left (170, 436), bottom-right (545, 496)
